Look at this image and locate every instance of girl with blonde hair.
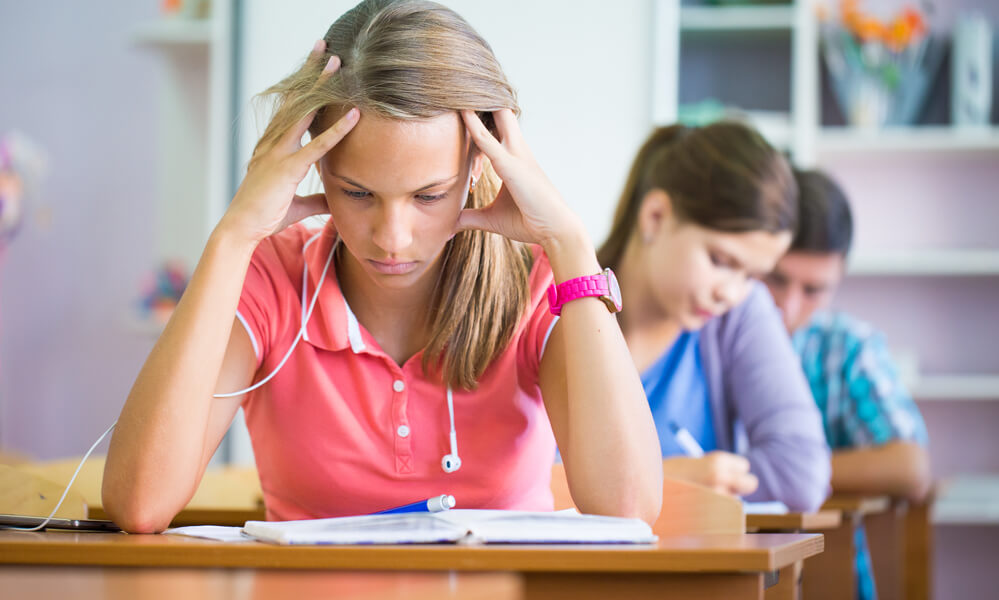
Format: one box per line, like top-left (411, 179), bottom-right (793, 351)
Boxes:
top-left (102, 0), bottom-right (662, 532)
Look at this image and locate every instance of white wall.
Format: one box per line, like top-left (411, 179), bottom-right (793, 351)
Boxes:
top-left (236, 0), bottom-right (657, 244)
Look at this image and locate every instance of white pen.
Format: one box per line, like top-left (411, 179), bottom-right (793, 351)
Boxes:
top-left (668, 421), bottom-right (705, 458)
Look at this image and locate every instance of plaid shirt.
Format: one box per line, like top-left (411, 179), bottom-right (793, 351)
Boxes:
top-left (793, 311), bottom-right (929, 600)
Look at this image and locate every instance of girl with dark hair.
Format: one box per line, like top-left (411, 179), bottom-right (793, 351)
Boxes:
top-left (599, 122), bottom-right (830, 511)
top-left (765, 168), bottom-right (929, 600)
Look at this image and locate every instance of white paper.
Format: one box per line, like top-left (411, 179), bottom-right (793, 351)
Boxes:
top-left (743, 501), bottom-right (789, 515)
top-left (164, 525), bottom-right (255, 543)
top-left (242, 509), bottom-right (657, 546)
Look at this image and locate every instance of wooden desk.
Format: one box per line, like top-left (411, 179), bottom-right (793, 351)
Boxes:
top-left (0, 530), bottom-right (823, 600)
top-left (88, 507), bottom-right (267, 528)
top-left (746, 510), bottom-right (842, 533)
top-left (747, 510), bottom-right (843, 600)
top-left (802, 495), bottom-right (892, 600)
top-left (0, 566), bottom-right (521, 600)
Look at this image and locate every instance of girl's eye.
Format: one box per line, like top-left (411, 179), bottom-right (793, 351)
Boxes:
top-left (709, 252), bottom-right (729, 268)
top-left (341, 188), bottom-right (370, 199)
top-left (416, 192), bottom-right (448, 204)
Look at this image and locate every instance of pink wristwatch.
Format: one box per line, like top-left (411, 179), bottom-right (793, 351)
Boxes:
top-left (547, 268), bottom-right (623, 316)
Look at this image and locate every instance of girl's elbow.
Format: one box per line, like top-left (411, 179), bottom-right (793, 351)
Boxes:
top-left (101, 482), bottom-right (174, 534)
top-left (626, 485), bottom-right (663, 526)
top-left (628, 472), bottom-right (664, 526)
top-left (784, 464), bottom-right (832, 513)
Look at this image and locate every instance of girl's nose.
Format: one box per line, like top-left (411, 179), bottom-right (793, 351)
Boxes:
top-left (371, 202), bottom-right (413, 256)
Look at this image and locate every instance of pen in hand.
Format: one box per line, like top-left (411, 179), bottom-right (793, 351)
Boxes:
top-left (668, 421), bottom-right (705, 458)
top-left (374, 494), bottom-right (456, 515)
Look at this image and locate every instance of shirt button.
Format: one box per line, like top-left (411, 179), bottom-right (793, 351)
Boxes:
top-left (397, 425), bottom-right (410, 438)
top-left (393, 379), bottom-right (405, 393)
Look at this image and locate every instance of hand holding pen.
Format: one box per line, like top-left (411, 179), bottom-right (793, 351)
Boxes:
top-left (667, 421), bottom-right (758, 497)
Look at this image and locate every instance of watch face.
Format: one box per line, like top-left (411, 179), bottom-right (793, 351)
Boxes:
top-left (605, 268), bottom-right (623, 312)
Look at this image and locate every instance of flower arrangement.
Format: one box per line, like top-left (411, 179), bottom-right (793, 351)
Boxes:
top-left (0, 132), bottom-right (46, 247)
top-left (820, 1), bottom-right (939, 127)
top-left (138, 260), bottom-right (189, 324)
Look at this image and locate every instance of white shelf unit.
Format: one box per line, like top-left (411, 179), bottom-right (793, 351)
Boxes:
top-left (932, 475), bottom-right (999, 525)
top-left (848, 249), bottom-right (999, 276)
top-left (679, 4), bottom-right (795, 31)
top-left (659, 1), bottom-right (818, 164)
top-left (121, 313), bottom-right (169, 337)
top-left (131, 18), bottom-right (214, 45)
top-left (130, 5), bottom-right (233, 276)
top-left (741, 110), bottom-right (795, 152)
top-left (656, 2), bottom-right (999, 536)
top-left (818, 126), bottom-right (999, 154)
top-left (912, 375), bottom-right (999, 401)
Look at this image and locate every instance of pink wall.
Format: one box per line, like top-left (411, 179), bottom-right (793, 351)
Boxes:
top-left (0, 1), bottom-right (159, 459)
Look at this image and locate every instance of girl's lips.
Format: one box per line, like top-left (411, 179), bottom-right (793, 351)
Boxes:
top-left (368, 259), bottom-right (418, 275)
top-left (693, 306), bottom-right (716, 320)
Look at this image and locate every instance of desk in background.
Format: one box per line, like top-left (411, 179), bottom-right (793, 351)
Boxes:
top-left (748, 509), bottom-right (843, 600)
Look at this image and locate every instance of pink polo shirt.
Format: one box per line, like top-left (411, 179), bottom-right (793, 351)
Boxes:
top-left (236, 222), bottom-right (559, 521)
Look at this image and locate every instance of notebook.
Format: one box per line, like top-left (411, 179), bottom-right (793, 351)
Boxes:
top-left (240, 509), bottom-right (657, 545)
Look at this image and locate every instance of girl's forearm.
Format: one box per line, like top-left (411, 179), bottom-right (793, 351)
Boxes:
top-left (543, 228), bottom-right (663, 524)
top-left (102, 225), bottom-right (257, 531)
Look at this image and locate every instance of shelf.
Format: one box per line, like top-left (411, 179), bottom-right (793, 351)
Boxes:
top-left (932, 475), bottom-right (999, 526)
top-left (818, 126), bottom-right (999, 155)
top-left (131, 19), bottom-right (214, 45)
top-left (680, 4), bottom-right (794, 32)
top-left (912, 375), bottom-right (999, 401)
top-left (847, 249), bottom-right (999, 276)
top-left (744, 111), bottom-right (793, 151)
top-left (120, 312), bottom-right (169, 337)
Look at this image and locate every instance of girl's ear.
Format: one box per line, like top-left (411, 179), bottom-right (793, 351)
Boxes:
top-left (470, 149), bottom-right (485, 182)
top-left (637, 188), bottom-right (675, 243)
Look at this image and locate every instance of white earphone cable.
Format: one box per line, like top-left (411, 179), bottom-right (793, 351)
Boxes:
top-left (6, 420), bottom-right (117, 531)
top-left (214, 231), bottom-right (334, 398)
top-left (13, 226), bottom-right (469, 531)
top-left (8, 233), bottom-right (335, 530)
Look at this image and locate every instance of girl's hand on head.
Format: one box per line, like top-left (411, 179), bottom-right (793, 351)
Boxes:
top-left (219, 40), bottom-right (358, 246)
top-left (456, 109), bottom-right (584, 249)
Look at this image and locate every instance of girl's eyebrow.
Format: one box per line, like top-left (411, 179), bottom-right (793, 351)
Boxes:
top-left (713, 247), bottom-right (744, 270)
top-left (715, 246), bottom-right (766, 277)
top-left (330, 173), bottom-right (460, 193)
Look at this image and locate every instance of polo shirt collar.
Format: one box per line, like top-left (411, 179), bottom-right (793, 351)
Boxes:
top-left (299, 222), bottom-right (366, 355)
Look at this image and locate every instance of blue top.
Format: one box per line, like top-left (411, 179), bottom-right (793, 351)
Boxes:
top-left (641, 331), bottom-right (716, 456)
top-left (663, 282), bottom-right (830, 512)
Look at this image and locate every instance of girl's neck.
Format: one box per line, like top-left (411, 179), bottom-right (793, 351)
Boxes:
top-left (335, 244), bottom-right (442, 365)
top-left (615, 238), bottom-right (684, 372)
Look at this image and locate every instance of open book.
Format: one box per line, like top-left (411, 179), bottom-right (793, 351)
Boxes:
top-left (241, 509), bottom-right (656, 545)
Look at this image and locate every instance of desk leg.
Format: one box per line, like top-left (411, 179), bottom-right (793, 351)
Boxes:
top-left (764, 561), bottom-right (802, 600)
top-left (802, 519), bottom-right (856, 600)
top-left (866, 503), bottom-right (906, 600)
top-left (903, 502), bottom-right (932, 600)
top-left (523, 572), bottom-right (763, 600)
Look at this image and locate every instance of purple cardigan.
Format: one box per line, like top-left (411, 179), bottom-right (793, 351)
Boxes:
top-left (698, 282), bottom-right (831, 512)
